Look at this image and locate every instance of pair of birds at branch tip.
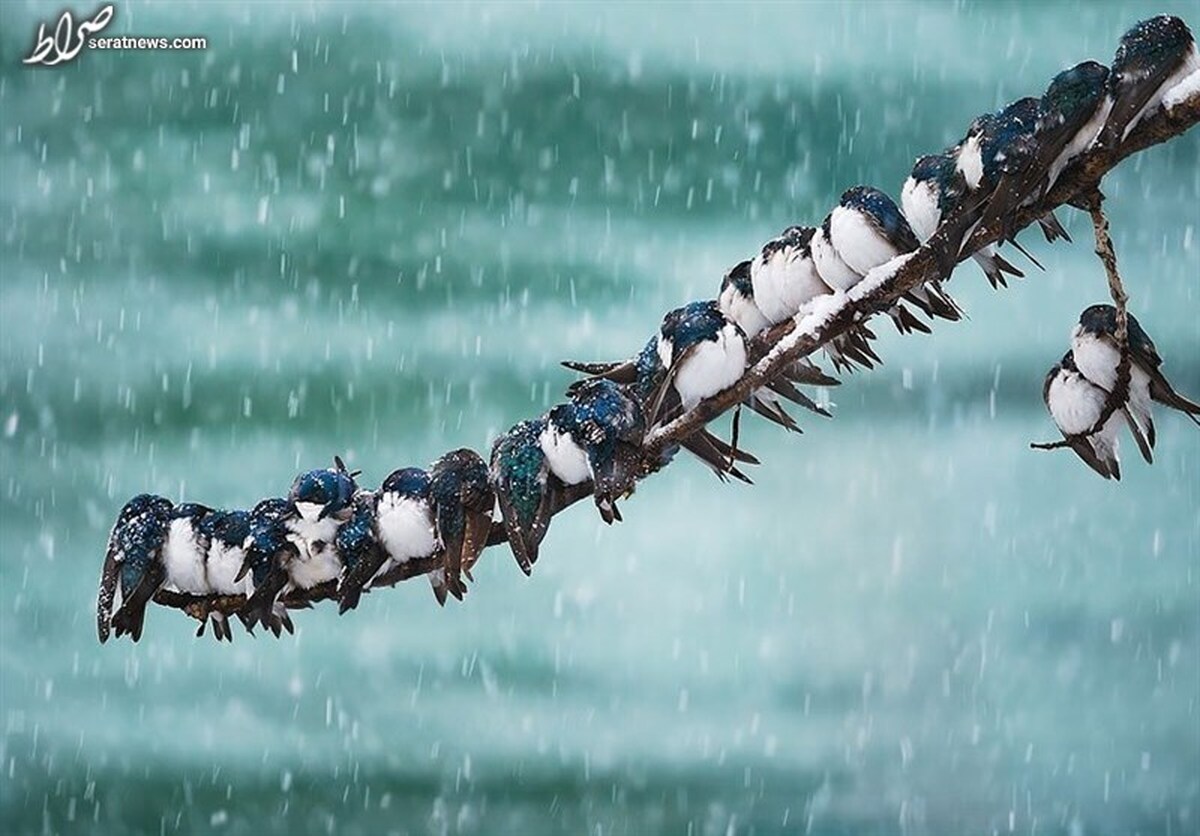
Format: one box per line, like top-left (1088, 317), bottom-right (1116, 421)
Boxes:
top-left (902, 14), bottom-right (1198, 282)
top-left (1044, 305), bottom-right (1200, 481)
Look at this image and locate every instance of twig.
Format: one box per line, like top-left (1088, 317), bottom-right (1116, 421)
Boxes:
top-left (1082, 190), bottom-right (1131, 434)
top-left (151, 87), bottom-right (1200, 625)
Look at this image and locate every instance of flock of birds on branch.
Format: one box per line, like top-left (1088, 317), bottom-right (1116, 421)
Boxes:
top-left (96, 15), bottom-right (1200, 644)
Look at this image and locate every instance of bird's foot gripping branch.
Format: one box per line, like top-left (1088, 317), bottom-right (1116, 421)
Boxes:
top-left (98, 15), bottom-right (1200, 641)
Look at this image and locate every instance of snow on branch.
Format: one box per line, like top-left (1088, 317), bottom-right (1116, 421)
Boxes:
top-left (142, 74), bottom-right (1200, 631)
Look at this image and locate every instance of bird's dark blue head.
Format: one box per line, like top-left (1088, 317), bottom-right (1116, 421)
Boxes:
top-left (909, 154), bottom-right (962, 210)
top-left (199, 509), bottom-right (251, 547)
top-left (1040, 61), bottom-right (1109, 127)
top-left (720, 260), bottom-right (754, 300)
top-left (981, 97), bottom-right (1040, 175)
top-left (381, 467), bottom-right (432, 500)
top-left (841, 186), bottom-right (920, 252)
top-left (761, 226), bottom-right (816, 261)
top-left (1077, 304), bottom-right (1158, 360)
top-left (288, 465), bottom-right (357, 521)
top-left (1112, 15), bottom-right (1194, 84)
top-left (116, 494), bottom-right (173, 528)
top-left (661, 300), bottom-right (729, 354)
top-left (568, 378), bottom-right (645, 442)
top-left (243, 498), bottom-right (292, 584)
top-left (171, 502), bottom-right (211, 521)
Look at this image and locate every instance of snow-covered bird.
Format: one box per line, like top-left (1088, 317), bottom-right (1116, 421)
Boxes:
top-left (235, 497), bottom-right (297, 636)
top-left (1036, 62), bottom-right (1113, 196)
top-left (281, 458), bottom-right (359, 592)
top-left (1070, 304), bottom-right (1200, 453)
top-left (813, 186), bottom-right (962, 333)
top-left (428, 448), bottom-right (493, 604)
top-left (716, 263), bottom-right (831, 430)
top-left (1043, 351), bottom-right (1125, 480)
top-left (652, 300), bottom-right (748, 417)
top-left (901, 152), bottom-right (1025, 289)
top-left (332, 490), bottom-right (385, 614)
top-left (97, 493), bottom-right (174, 643)
top-left (562, 336), bottom-right (759, 483)
top-left (156, 504), bottom-right (256, 641)
top-left (955, 98), bottom-right (1072, 246)
top-left (1100, 15), bottom-right (1199, 149)
top-left (491, 418), bottom-right (561, 574)
top-left (343, 467), bottom-right (445, 609)
top-left (748, 226), bottom-right (877, 374)
top-left (540, 377), bottom-right (645, 525)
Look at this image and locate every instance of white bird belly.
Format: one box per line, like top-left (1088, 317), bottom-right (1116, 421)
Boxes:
top-left (377, 494), bottom-right (439, 563)
top-left (753, 251), bottom-right (829, 323)
top-left (830, 205), bottom-right (903, 276)
top-left (206, 541), bottom-right (248, 595)
top-left (1047, 98), bottom-right (1113, 190)
top-left (811, 227), bottom-right (861, 291)
top-left (901, 178), bottom-right (941, 243)
top-left (673, 324), bottom-right (746, 409)
top-left (718, 283), bottom-right (770, 337)
top-left (1049, 371), bottom-right (1107, 435)
top-left (956, 135), bottom-right (984, 190)
top-left (539, 423), bottom-right (592, 485)
top-left (1124, 45), bottom-right (1200, 140)
top-left (163, 518), bottom-right (208, 594)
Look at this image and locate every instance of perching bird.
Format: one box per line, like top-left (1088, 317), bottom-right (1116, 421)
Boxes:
top-left (1070, 304), bottom-right (1200, 452)
top-left (562, 336), bottom-right (760, 483)
top-left (1036, 62), bottom-right (1113, 196)
top-left (652, 300), bottom-right (748, 419)
top-left (428, 448), bottom-right (494, 604)
top-left (97, 493), bottom-right (174, 643)
top-left (1100, 15), bottom-right (1199, 149)
top-left (337, 467), bottom-right (444, 612)
top-left (813, 186), bottom-right (962, 334)
top-left (955, 98), bottom-right (1072, 245)
top-left (492, 418), bottom-right (560, 574)
top-left (193, 508), bottom-right (252, 641)
top-left (1043, 351), bottom-right (1125, 480)
top-left (281, 458), bottom-right (359, 592)
top-left (901, 152), bottom-right (1025, 289)
top-left (235, 497), bottom-right (298, 637)
top-left (716, 265), bottom-right (831, 430)
top-left (541, 378), bottom-right (645, 525)
top-left (749, 227), bottom-right (872, 376)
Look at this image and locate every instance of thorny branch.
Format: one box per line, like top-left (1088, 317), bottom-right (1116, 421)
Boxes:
top-left (158, 87), bottom-right (1200, 625)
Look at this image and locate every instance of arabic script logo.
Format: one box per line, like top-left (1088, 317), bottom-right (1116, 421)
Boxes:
top-left (23, 4), bottom-right (115, 67)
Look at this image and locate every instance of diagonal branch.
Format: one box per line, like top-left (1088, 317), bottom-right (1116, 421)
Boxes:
top-left (154, 88), bottom-right (1200, 627)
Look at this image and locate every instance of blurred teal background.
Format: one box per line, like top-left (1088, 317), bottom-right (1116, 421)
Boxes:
top-left (1, 1), bottom-right (1197, 833)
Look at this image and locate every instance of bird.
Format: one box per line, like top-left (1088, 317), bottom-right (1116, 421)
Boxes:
top-left (1043, 351), bottom-right (1125, 480)
top-left (97, 493), bottom-right (174, 643)
top-left (813, 186), bottom-right (962, 334)
top-left (1100, 15), bottom-right (1198, 149)
top-left (541, 378), bottom-right (646, 525)
top-left (901, 152), bottom-right (1025, 289)
top-left (955, 98), bottom-right (1072, 246)
top-left (716, 263), bottom-right (831, 431)
top-left (652, 299), bottom-right (748, 418)
top-left (492, 418), bottom-right (560, 574)
top-left (235, 498), bottom-right (298, 637)
top-left (337, 467), bottom-right (443, 612)
top-left (562, 336), bottom-right (760, 483)
top-left (1036, 61), bottom-right (1113, 197)
top-left (428, 448), bottom-right (494, 604)
top-left (281, 457), bottom-right (359, 592)
top-left (191, 507), bottom-right (252, 641)
top-left (1070, 304), bottom-right (1200, 452)
top-left (717, 259), bottom-right (771, 338)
